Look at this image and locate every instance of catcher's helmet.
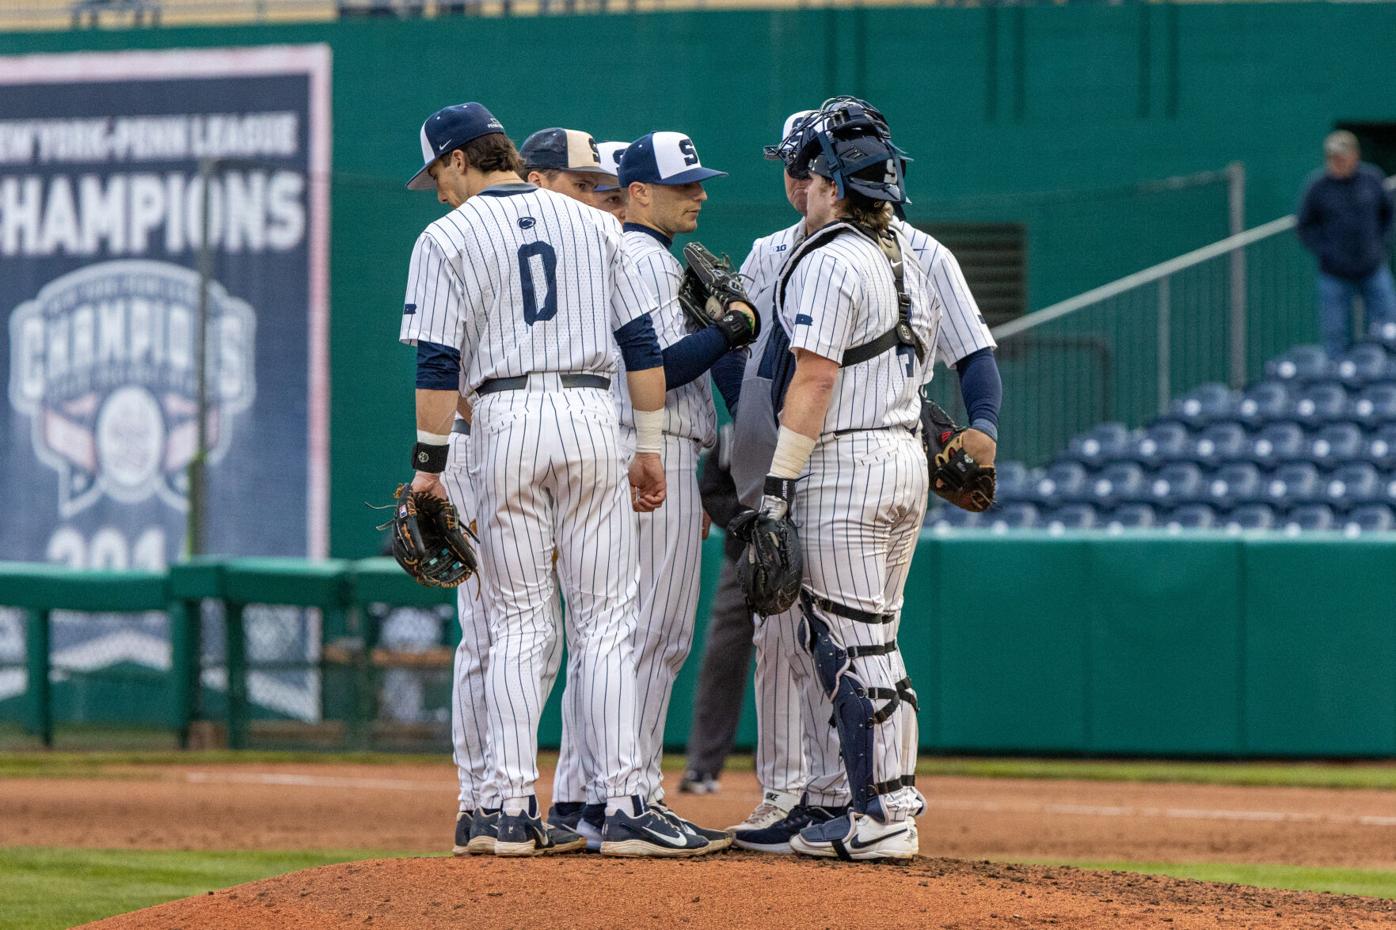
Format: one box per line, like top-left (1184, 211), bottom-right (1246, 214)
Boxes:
top-left (807, 132), bottom-right (910, 205)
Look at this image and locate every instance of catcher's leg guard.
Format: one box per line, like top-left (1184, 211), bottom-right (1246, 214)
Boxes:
top-left (798, 590), bottom-right (911, 815)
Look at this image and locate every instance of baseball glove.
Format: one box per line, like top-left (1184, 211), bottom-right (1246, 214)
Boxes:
top-left (678, 242), bottom-right (760, 348)
top-left (728, 507), bottom-right (803, 616)
top-left (388, 483), bottom-right (479, 588)
top-left (921, 400), bottom-right (996, 512)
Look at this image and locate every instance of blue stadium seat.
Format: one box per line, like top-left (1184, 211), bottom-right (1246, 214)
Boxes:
top-left (1280, 504), bottom-right (1337, 532)
top-left (1034, 462), bottom-right (1090, 503)
top-left (1043, 503), bottom-right (1097, 532)
top-left (1066, 422), bottom-right (1133, 468)
top-left (1235, 382), bottom-right (1292, 429)
top-left (1351, 383), bottom-right (1396, 429)
top-left (1343, 504), bottom-right (1395, 533)
top-left (1369, 322), bottom-right (1396, 352)
top-left (1147, 462), bottom-right (1204, 504)
top-left (1323, 462), bottom-right (1382, 506)
top-left (1202, 462), bottom-right (1263, 507)
top-left (1164, 504), bottom-right (1217, 530)
top-left (1335, 343), bottom-right (1393, 389)
top-left (1088, 462), bottom-right (1146, 508)
top-left (1266, 344), bottom-right (1331, 384)
top-left (1192, 422), bottom-right (1249, 466)
top-left (1262, 463), bottom-right (1322, 505)
top-left (994, 461), bottom-right (1034, 500)
top-left (926, 505), bottom-right (980, 529)
top-left (1223, 504), bottom-right (1276, 532)
top-left (1306, 423), bottom-right (1364, 468)
top-left (1365, 427), bottom-right (1396, 469)
top-left (1103, 504), bottom-right (1156, 531)
top-left (1380, 474), bottom-right (1396, 507)
top-left (1250, 422), bottom-right (1305, 469)
top-left (1291, 383), bottom-right (1349, 429)
top-left (985, 502), bottom-right (1039, 531)
top-left (1167, 383), bottom-right (1236, 429)
top-left (1131, 421), bottom-right (1191, 468)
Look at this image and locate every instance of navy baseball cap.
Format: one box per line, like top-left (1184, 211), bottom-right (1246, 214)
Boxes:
top-left (618, 132), bottom-right (727, 187)
top-left (520, 128), bottom-right (611, 175)
top-left (406, 102), bottom-right (506, 191)
top-left (593, 140), bottom-right (629, 193)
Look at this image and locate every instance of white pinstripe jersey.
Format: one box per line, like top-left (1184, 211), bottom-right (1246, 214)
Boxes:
top-left (779, 224), bottom-right (941, 433)
top-left (613, 228), bottom-right (716, 447)
top-left (739, 217), bottom-right (995, 368)
top-left (398, 183), bottom-right (657, 392)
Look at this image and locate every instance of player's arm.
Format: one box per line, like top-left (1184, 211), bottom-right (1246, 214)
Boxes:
top-left (924, 242), bottom-right (1000, 465)
top-left (954, 348), bottom-right (1001, 466)
top-left (609, 237), bottom-right (671, 511)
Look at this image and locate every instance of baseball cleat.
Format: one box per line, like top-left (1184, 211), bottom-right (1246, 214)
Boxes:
top-left (678, 770), bottom-right (721, 795)
top-left (465, 808), bottom-right (500, 855)
top-left (733, 801), bottom-right (846, 854)
top-left (600, 799), bottom-right (710, 858)
top-left (789, 811), bottom-right (918, 861)
top-left (726, 789), bottom-right (800, 833)
top-left (494, 808), bottom-right (587, 858)
top-left (652, 802), bottom-right (732, 853)
top-left (574, 802), bottom-right (606, 853)
top-left (547, 801), bottom-right (585, 831)
top-left (452, 809), bottom-right (473, 856)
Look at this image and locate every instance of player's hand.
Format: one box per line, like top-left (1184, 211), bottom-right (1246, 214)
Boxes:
top-left (701, 510), bottom-right (712, 539)
top-left (411, 471), bottom-right (449, 500)
top-left (959, 428), bottom-right (997, 468)
top-left (629, 452), bottom-right (667, 512)
top-left (728, 299), bottom-right (757, 330)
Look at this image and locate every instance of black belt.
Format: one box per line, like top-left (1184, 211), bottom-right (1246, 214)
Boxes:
top-left (451, 420), bottom-right (471, 436)
top-left (476, 374), bottom-right (610, 395)
top-left (831, 424), bottom-right (918, 438)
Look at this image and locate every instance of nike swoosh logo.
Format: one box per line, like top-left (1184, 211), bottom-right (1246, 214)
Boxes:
top-left (849, 827), bottom-right (909, 850)
top-left (643, 822), bottom-right (689, 845)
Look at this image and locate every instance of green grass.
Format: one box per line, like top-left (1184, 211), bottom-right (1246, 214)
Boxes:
top-left (1023, 859), bottom-right (1396, 900)
top-left (0, 846), bottom-right (427, 930)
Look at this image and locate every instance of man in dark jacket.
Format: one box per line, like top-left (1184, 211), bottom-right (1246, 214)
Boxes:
top-left (1297, 131), bottom-right (1395, 357)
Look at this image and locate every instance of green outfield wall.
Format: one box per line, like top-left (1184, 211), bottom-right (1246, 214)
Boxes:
top-left (4, 5), bottom-right (1396, 556)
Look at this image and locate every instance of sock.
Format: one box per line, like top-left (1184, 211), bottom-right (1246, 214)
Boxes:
top-left (502, 796), bottom-right (534, 817)
top-left (606, 795), bottom-right (641, 817)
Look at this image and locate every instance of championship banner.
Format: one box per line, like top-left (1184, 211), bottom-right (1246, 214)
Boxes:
top-left (0, 45), bottom-right (331, 569)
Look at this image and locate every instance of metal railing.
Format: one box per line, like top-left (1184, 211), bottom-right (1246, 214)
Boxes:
top-left (929, 173), bottom-right (1396, 467)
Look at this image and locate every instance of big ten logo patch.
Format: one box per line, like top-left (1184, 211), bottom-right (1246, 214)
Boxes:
top-left (8, 259), bottom-right (256, 517)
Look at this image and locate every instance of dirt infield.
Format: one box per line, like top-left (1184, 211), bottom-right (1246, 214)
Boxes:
top-left (78, 855), bottom-right (1396, 930)
top-left (6, 759), bottom-right (1396, 928)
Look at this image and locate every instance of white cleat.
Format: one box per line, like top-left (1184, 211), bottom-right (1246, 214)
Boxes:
top-left (789, 811), bottom-right (918, 862)
top-left (725, 790), bottom-right (798, 833)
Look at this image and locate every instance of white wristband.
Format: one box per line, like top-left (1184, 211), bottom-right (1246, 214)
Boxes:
top-left (417, 429), bottom-right (450, 445)
top-left (770, 426), bottom-right (815, 479)
top-left (633, 407), bottom-right (663, 455)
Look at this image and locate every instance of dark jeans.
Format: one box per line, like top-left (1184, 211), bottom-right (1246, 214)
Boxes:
top-left (684, 555), bottom-right (753, 778)
top-left (1318, 266), bottom-right (1396, 357)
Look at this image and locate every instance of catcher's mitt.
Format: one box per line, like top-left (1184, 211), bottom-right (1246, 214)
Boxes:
top-left (388, 484), bottom-right (479, 588)
top-left (678, 242), bottom-right (760, 348)
top-left (921, 400), bottom-right (996, 512)
top-left (728, 508), bottom-right (803, 616)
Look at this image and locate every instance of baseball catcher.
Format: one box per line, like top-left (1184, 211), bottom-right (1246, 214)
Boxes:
top-left (678, 242), bottom-right (761, 348)
top-left (921, 399), bottom-right (996, 512)
top-left (387, 483), bottom-right (479, 588)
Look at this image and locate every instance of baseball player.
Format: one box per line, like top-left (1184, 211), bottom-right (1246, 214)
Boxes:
top-left (547, 131), bottom-right (753, 853)
top-left (399, 102), bottom-right (709, 858)
top-left (521, 127), bottom-right (615, 199)
top-left (730, 100), bottom-right (1003, 857)
top-left (592, 140), bottom-right (629, 221)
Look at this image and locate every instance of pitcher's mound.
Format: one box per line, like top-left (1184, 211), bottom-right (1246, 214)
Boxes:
top-left (79, 853), bottom-right (1396, 929)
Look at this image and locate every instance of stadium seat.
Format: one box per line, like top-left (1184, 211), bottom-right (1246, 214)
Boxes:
top-left (1034, 462), bottom-right (1089, 503)
top-left (1370, 321), bottom-right (1396, 352)
top-left (1223, 504), bottom-right (1276, 533)
top-left (1103, 504), bottom-right (1155, 531)
top-left (1306, 423), bottom-right (1364, 468)
top-left (1280, 504), bottom-right (1337, 533)
top-left (1335, 343), bottom-right (1392, 389)
top-left (1168, 383), bottom-right (1236, 429)
top-left (1343, 504), bottom-right (1395, 533)
top-left (1088, 462), bottom-right (1146, 508)
top-left (1262, 463), bottom-right (1322, 505)
top-left (1192, 422), bottom-right (1249, 466)
top-left (986, 502), bottom-right (1039, 531)
top-left (1235, 381), bottom-right (1292, 429)
top-left (994, 461), bottom-right (1034, 500)
top-left (1250, 422), bottom-right (1305, 469)
top-left (1147, 462), bottom-right (1204, 504)
top-left (927, 505), bottom-right (980, 529)
top-left (1351, 383), bottom-right (1396, 429)
top-left (1066, 422), bottom-right (1133, 468)
top-left (1322, 462), bottom-right (1381, 506)
top-left (1203, 462), bottom-right (1263, 507)
top-left (1164, 504), bottom-right (1216, 531)
top-left (1291, 383), bottom-right (1349, 429)
top-left (1364, 427), bottom-right (1396, 469)
top-left (1131, 421), bottom-right (1191, 468)
top-left (1266, 344), bottom-right (1330, 384)
top-left (1380, 475), bottom-right (1396, 507)
top-left (1043, 503), bottom-right (1097, 532)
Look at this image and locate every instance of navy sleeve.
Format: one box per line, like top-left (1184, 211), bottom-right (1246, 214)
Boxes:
top-left (710, 349), bottom-right (745, 415)
top-left (955, 347), bottom-right (1002, 441)
top-left (662, 326), bottom-right (729, 389)
top-left (614, 313), bottom-right (663, 371)
top-left (1296, 177), bottom-right (1324, 255)
top-left (416, 340), bottom-right (461, 390)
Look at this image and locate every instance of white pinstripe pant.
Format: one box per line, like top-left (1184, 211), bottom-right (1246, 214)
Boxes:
top-left (469, 383), bottom-right (643, 805)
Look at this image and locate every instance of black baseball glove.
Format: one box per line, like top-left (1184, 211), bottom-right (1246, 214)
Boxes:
top-left (388, 483), bottom-right (479, 588)
top-left (921, 400), bottom-right (996, 512)
top-left (728, 477), bottom-right (803, 616)
top-left (678, 242), bottom-right (760, 348)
